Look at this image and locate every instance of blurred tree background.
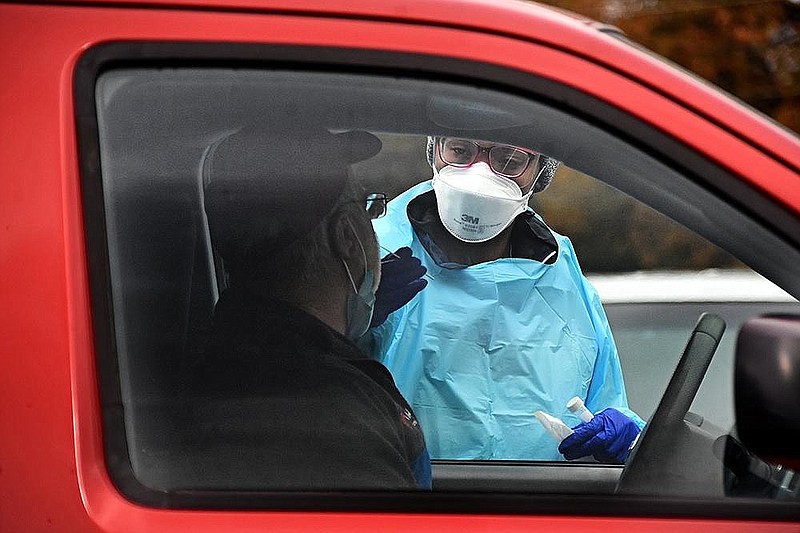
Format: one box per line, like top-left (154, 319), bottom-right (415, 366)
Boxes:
top-left (541, 0), bottom-right (799, 131)
top-left (530, 0), bottom-right (799, 272)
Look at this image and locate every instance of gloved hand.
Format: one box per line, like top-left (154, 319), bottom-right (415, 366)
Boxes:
top-left (370, 247), bottom-right (428, 328)
top-left (558, 408), bottom-right (641, 464)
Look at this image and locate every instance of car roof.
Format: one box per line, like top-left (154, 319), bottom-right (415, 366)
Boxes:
top-left (56, 0), bottom-right (800, 208)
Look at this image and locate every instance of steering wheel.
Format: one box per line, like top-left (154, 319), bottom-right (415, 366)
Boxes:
top-left (616, 313), bottom-right (726, 496)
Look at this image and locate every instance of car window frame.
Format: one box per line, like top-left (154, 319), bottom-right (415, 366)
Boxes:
top-left (75, 40), bottom-right (800, 520)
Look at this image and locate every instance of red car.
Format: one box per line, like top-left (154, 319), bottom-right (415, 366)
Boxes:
top-left (2, 0), bottom-right (798, 531)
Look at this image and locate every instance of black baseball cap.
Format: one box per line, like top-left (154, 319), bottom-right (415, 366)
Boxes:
top-left (202, 124), bottom-right (381, 275)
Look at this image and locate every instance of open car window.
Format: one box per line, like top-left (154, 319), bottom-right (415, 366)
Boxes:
top-left (84, 55), bottom-right (800, 512)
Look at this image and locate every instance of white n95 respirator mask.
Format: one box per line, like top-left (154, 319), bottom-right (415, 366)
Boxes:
top-left (432, 162), bottom-right (533, 243)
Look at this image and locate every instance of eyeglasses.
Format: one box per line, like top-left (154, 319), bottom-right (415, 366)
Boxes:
top-left (438, 138), bottom-right (537, 179)
top-left (365, 193), bottom-right (388, 219)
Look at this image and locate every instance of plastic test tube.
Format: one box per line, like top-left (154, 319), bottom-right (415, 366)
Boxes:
top-left (567, 396), bottom-right (594, 423)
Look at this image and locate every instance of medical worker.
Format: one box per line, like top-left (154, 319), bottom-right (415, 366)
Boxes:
top-left (368, 136), bottom-right (644, 463)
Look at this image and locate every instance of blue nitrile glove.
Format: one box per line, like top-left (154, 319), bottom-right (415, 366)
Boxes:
top-left (370, 246), bottom-right (428, 328)
top-left (558, 408), bottom-right (641, 464)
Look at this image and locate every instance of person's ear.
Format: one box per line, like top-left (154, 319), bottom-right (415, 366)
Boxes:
top-left (329, 210), bottom-right (361, 264)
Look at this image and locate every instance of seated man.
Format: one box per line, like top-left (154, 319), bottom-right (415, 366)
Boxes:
top-left (173, 124), bottom-right (430, 490)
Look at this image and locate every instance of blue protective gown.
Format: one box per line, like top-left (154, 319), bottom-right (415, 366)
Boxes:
top-left (370, 180), bottom-right (643, 460)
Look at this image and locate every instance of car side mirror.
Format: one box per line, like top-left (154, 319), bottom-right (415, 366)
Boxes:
top-left (735, 314), bottom-right (800, 470)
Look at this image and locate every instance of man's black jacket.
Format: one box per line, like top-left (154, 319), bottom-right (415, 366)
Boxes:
top-left (164, 288), bottom-right (429, 490)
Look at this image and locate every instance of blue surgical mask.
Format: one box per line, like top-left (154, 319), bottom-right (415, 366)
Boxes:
top-left (341, 221), bottom-right (377, 340)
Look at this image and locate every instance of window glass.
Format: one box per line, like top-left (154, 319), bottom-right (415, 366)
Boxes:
top-left (93, 67), bottom-right (799, 504)
top-left (530, 169), bottom-right (799, 431)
